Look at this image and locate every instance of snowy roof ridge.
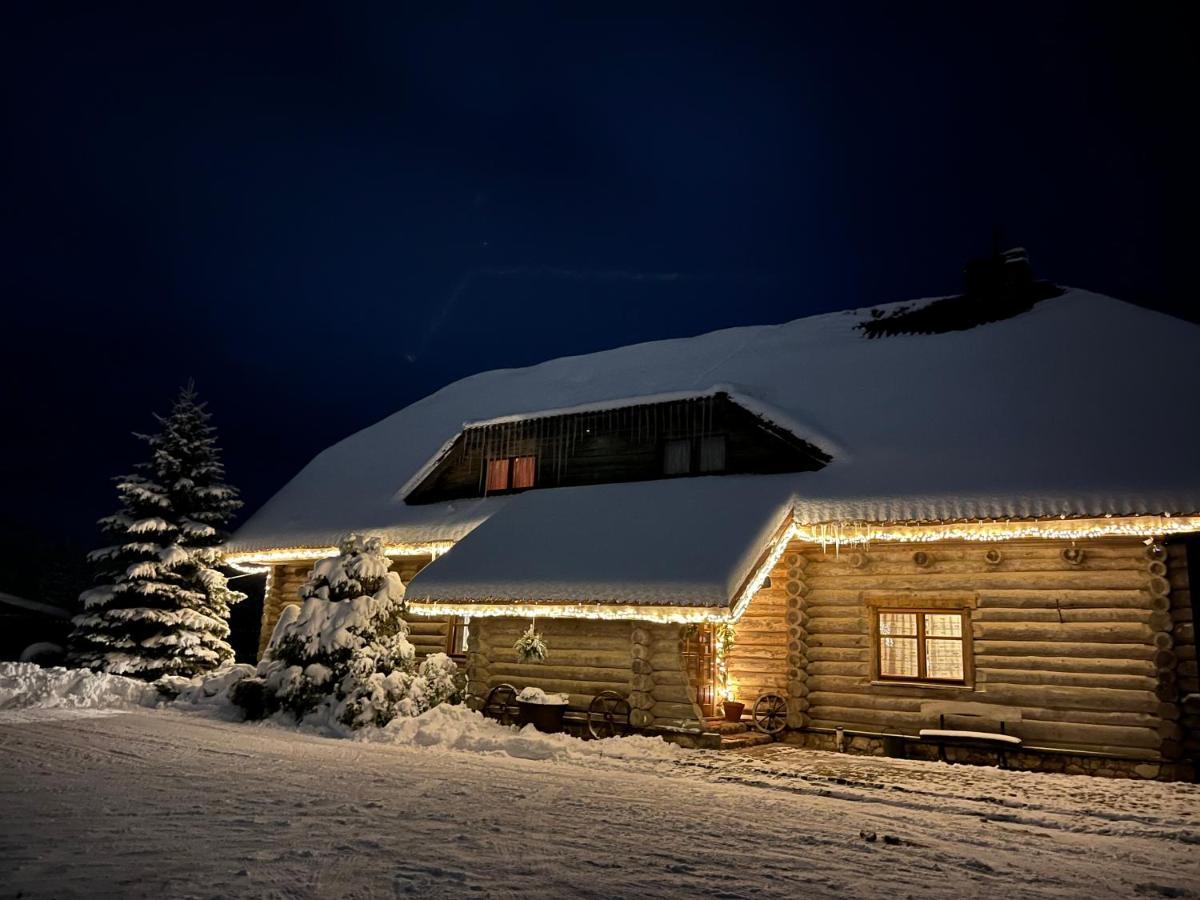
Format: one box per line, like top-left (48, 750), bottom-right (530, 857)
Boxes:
top-left (228, 289), bottom-right (1200, 554)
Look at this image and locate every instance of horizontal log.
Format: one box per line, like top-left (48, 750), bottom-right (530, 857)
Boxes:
top-left (975, 641), bottom-right (1155, 660)
top-left (727, 646), bottom-right (787, 661)
top-left (808, 691), bottom-right (922, 713)
top-left (729, 633), bottom-right (790, 648)
top-left (806, 571), bottom-right (1150, 591)
top-left (650, 700), bottom-right (699, 719)
top-left (806, 557), bottom-right (1148, 576)
top-left (807, 707), bottom-right (924, 728)
top-left (1015, 720), bottom-right (1161, 749)
top-left (1020, 708), bottom-right (1165, 729)
top-left (801, 543), bottom-right (1145, 562)
top-left (808, 661), bottom-right (870, 677)
top-left (975, 668), bottom-right (1157, 692)
top-left (806, 646), bottom-right (868, 663)
top-left (976, 590), bottom-right (1152, 609)
top-left (651, 684), bottom-right (693, 704)
top-left (975, 654), bottom-right (1156, 676)
top-left (476, 633), bottom-right (631, 653)
top-left (805, 617), bottom-right (866, 635)
top-left (973, 608), bottom-right (1154, 624)
top-left (805, 634), bottom-right (869, 649)
top-left (405, 621), bottom-right (450, 636)
top-left (486, 663), bottom-right (631, 682)
top-left (974, 622), bottom-right (1154, 643)
top-left (976, 683), bottom-right (1160, 714)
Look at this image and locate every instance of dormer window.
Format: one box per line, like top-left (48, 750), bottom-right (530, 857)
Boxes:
top-left (663, 439), bottom-right (691, 475)
top-left (404, 393), bottom-right (829, 505)
top-left (663, 435), bottom-right (727, 476)
top-left (699, 435), bottom-right (726, 472)
top-left (486, 455), bottom-right (536, 493)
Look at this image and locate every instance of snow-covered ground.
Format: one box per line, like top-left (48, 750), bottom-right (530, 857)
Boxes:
top-left (3, 702), bottom-right (1199, 898)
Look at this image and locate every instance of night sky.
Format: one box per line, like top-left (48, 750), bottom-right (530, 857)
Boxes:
top-left (2, 3), bottom-right (1194, 573)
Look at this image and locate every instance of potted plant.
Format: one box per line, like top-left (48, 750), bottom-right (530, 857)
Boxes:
top-left (722, 698), bottom-right (746, 723)
top-left (515, 686), bottom-right (570, 733)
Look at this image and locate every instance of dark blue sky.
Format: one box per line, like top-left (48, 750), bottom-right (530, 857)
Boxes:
top-left (1, 2), bottom-right (1194, 545)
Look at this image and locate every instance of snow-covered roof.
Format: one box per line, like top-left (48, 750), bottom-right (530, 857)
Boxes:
top-left (228, 289), bottom-right (1200, 557)
top-left (404, 476), bottom-right (793, 608)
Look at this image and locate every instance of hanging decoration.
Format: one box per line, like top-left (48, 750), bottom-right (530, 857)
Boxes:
top-left (513, 621), bottom-right (548, 664)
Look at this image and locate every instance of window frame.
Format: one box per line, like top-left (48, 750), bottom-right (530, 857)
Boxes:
top-left (661, 434), bottom-right (728, 477)
top-left (483, 455), bottom-right (537, 494)
top-left (865, 593), bottom-right (976, 689)
top-left (446, 616), bottom-right (469, 659)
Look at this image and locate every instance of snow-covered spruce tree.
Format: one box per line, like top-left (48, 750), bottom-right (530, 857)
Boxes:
top-left (255, 535), bottom-right (459, 729)
top-left (68, 383), bottom-right (245, 679)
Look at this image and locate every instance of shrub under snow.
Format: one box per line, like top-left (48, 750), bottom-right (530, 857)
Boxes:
top-left (246, 534), bottom-right (459, 730)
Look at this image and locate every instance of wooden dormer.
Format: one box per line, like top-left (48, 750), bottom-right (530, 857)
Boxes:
top-left (404, 392), bottom-right (830, 505)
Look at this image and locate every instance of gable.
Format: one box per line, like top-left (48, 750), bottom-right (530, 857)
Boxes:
top-left (404, 391), bottom-right (830, 505)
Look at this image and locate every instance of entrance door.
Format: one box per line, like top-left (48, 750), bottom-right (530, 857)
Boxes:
top-left (682, 623), bottom-right (719, 718)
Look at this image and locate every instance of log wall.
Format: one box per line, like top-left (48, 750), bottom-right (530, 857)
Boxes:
top-left (257, 554), bottom-right (438, 660)
top-left (786, 538), bottom-right (1185, 761)
top-left (467, 618), bottom-right (704, 728)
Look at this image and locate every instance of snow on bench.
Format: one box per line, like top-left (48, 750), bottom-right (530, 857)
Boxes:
top-left (917, 729), bottom-right (1022, 745)
top-left (918, 701), bottom-right (1023, 767)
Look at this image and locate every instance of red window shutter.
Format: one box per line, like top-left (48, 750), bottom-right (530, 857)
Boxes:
top-left (511, 456), bottom-right (536, 489)
top-left (486, 458), bottom-right (510, 492)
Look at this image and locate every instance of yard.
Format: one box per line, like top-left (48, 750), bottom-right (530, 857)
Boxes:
top-left (2, 706), bottom-right (1198, 899)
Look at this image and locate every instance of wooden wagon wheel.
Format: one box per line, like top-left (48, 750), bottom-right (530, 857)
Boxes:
top-left (752, 692), bottom-right (788, 735)
top-left (484, 684), bottom-right (519, 726)
top-left (587, 690), bottom-right (632, 740)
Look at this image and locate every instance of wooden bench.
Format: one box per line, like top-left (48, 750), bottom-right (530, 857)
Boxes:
top-left (918, 701), bottom-right (1023, 768)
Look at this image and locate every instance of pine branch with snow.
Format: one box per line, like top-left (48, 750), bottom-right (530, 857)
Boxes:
top-left (67, 383), bottom-right (246, 680)
top-left (250, 534), bottom-right (459, 729)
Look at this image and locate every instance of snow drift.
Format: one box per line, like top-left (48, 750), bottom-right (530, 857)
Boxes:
top-left (0, 662), bottom-right (162, 711)
top-left (358, 703), bottom-right (686, 763)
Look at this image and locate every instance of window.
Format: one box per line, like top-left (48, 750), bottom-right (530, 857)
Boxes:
top-left (663, 439), bottom-right (691, 475)
top-left (511, 455), bottom-right (536, 489)
top-left (484, 456), bottom-right (536, 493)
top-left (699, 435), bottom-right (726, 472)
top-left (486, 458), bottom-right (511, 492)
top-left (447, 616), bottom-right (469, 658)
top-left (877, 610), bottom-right (966, 683)
top-left (663, 436), bottom-right (726, 476)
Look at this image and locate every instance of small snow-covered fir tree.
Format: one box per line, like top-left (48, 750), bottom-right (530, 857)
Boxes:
top-left (68, 383), bottom-right (245, 679)
top-left (255, 534), bottom-right (459, 729)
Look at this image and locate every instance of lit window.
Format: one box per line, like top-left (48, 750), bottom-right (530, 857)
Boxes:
top-left (699, 435), bottom-right (726, 472)
top-left (485, 456), bottom-right (536, 493)
top-left (447, 616), bottom-right (469, 657)
top-left (877, 610), bottom-right (965, 683)
top-left (486, 458), bottom-right (511, 492)
top-left (663, 439), bottom-right (691, 475)
top-left (511, 455), bottom-right (536, 489)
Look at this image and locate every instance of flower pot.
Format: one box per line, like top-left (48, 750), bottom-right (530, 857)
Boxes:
top-left (516, 700), bottom-right (568, 733)
top-left (722, 700), bottom-right (746, 723)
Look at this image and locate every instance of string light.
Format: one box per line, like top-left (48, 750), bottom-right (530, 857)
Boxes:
top-left (406, 598), bottom-right (729, 624)
top-left (226, 541), bottom-right (454, 573)
top-left (229, 514), bottom-right (1200, 622)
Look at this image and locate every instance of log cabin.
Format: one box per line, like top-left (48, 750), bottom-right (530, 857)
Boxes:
top-left (227, 281), bottom-right (1200, 780)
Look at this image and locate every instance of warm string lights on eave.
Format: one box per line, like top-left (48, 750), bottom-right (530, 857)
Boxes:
top-left (226, 513), bottom-right (1200, 624)
top-left (406, 598), bottom-right (728, 625)
top-left (225, 541), bottom-right (454, 574)
top-left (792, 514), bottom-right (1200, 548)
